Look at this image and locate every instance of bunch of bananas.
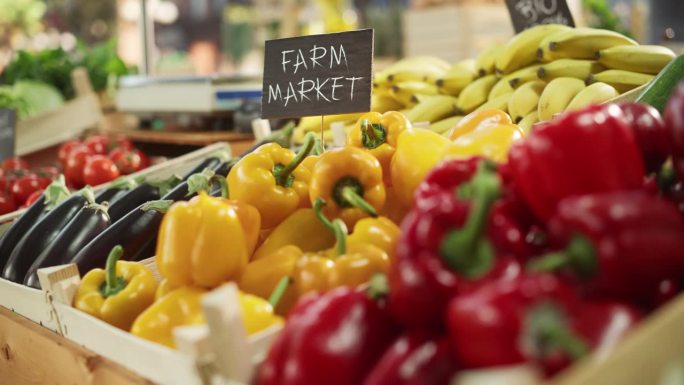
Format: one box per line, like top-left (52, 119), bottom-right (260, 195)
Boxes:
top-left (293, 25), bottom-right (675, 143)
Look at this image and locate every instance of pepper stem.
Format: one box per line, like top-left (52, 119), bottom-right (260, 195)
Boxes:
top-left (527, 235), bottom-right (597, 278)
top-left (360, 119), bottom-right (388, 149)
top-left (275, 132), bottom-right (317, 187)
top-left (268, 276), bottom-right (291, 308)
top-left (313, 197), bottom-right (348, 255)
top-left (439, 161), bottom-right (501, 278)
top-left (526, 302), bottom-right (589, 361)
top-left (101, 245), bottom-right (126, 298)
top-left (341, 186), bottom-right (378, 217)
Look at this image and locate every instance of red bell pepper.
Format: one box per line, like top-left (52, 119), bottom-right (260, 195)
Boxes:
top-left (529, 191), bottom-right (684, 305)
top-left (363, 331), bottom-right (456, 385)
top-left (666, 81), bottom-right (684, 180)
top-left (414, 157), bottom-right (536, 259)
top-left (258, 284), bottom-right (399, 385)
top-left (508, 104), bottom-right (646, 222)
top-left (389, 161), bottom-right (522, 329)
top-left (447, 273), bottom-right (641, 373)
top-left (617, 102), bottom-right (670, 174)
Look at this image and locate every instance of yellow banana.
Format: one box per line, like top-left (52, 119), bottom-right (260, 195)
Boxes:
top-left (376, 56), bottom-right (450, 84)
top-left (431, 115), bottom-right (464, 135)
top-left (587, 69), bottom-right (655, 93)
top-left (296, 113), bottom-right (363, 132)
top-left (518, 111), bottom-right (540, 135)
top-left (371, 93), bottom-right (404, 113)
top-left (565, 82), bottom-right (619, 112)
top-left (476, 45), bottom-right (505, 76)
top-left (538, 27), bottom-right (638, 61)
top-left (507, 80), bottom-right (546, 122)
top-left (456, 74), bottom-right (499, 114)
top-left (437, 59), bottom-right (478, 96)
top-left (496, 24), bottom-right (572, 73)
top-left (505, 64), bottom-right (544, 88)
top-left (488, 78), bottom-right (515, 100)
top-left (537, 59), bottom-right (605, 81)
top-left (597, 45), bottom-right (675, 74)
top-left (537, 77), bottom-right (586, 121)
top-left (476, 92), bottom-right (513, 113)
top-left (405, 95), bottom-right (459, 123)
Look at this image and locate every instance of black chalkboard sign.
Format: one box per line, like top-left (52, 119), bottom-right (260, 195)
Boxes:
top-left (505, 0), bottom-right (575, 33)
top-left (0, 109), bottom-right (16, 160)
top-left (261, 29), bottom-right (373, 119)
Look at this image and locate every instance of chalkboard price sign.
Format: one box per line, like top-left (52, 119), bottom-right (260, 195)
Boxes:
top-left (261, 29), bottom-right (374, 119)
top-left (505, 0), bottom-right (575, 33)
top-left (0, 109), bottom-right (16, 160)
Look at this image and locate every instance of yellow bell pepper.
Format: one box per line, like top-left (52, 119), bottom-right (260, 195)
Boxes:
top-left (155, 278), bottom-right (176, 300)
top-left (131, 286), bottom-right (282, 348)
top-left (310, 146), bottom-right (385, 228)
top-left (252, 208), bottom-right (335, 261)
top-left (228, 133), bottom-right (319, 229)
top-left (238, 198), bottom-right (391, 315)
top-left (379, 186), bottom-right (410, 225)
top-left (156, 192), bottom-right (250, 289)
top-left (390, 127), bottom-right (451, 207)
top-left (447, 108), bottom-right (513, 140)
top-left (442, 123), bottom-right (524, 163)
top-left (346, 111), bottom-right (410, 185)
top-left (73, 246), bottom-right (157, 330)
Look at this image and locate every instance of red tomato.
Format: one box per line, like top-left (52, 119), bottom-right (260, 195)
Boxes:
top-left (58, 140), bottom-right (82, 165)
top-left (2, 157), bottom-right (29, 172)
top-left (12, 176), bottom-right (50, 206)
top-left (0, 177), bottom-right (14, 195)
top-left (65, 146), bottom-right (94, 188)
top-left (33, 166), bottom-right (60, 180)
top-left (23, 189), bottom-right (44, 207)
top-left (111, 134), bottom-right (134, 150)
top-left (83, 155), bottom-right (120, 186)
top-left (84, 135), bottom-right (111, 155)
top-left (109, 148), bottom-right (150, 174)
top-left (0, 193), bottom-right (16, 215)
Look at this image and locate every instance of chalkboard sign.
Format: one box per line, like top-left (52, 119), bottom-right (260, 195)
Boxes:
top-left (0, 109), bottom-right (16, 160)
top-left (261, 29), bottom-right (373, 119)
top-left (505, 0), bottom-right (575, 33)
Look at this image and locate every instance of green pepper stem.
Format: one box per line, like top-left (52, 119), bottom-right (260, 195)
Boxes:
top-left (313, 197), bottom-right (348, 255)
top-left (341, 187), bottom-right (378, 217)
top-left (439, 161), bottom-right (501, 277)
top-left (266, 121), bottom-right (296, 148)
top-left (526, 302), bottom-right (589, 361)
top-left (527, 235), bottom-right (597, 278)
top-left (360, 119), bottom-right (387, 149)
top-left (102, 245), bottom-right (126, 297)
top-left (275, 132), bottom-right (317, 187)
top-left (268, 276), bottom-right (291, 308)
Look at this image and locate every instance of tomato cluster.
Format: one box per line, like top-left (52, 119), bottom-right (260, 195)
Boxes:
top-left (0, 157), bottom-right (57, 214)
top-left (59, 135), bottom-right (149, 188)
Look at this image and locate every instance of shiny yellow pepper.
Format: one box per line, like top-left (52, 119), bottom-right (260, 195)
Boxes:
top-left (446, 108), bottom-right (513, 140)
top-left (131, 286), bottom-right (282, 349)
top-left (346, 111), bottom-right (410, 185)
top-left (73, 245), bottom-right (157, 331)
top-left (252, 208), bottom-right (335, 261)
top-left (156, 192), bottom-right (253, 289)
top-left (390, 127), bottom-right (451, 207)
top-left (443, 123), bottom-right (524, 163)
top-left (309, 146), bottom-right (386, 229)
top-left (228, 133), bottom-right (319, 229)
top-left (239, 198), bottom-right (391, 315)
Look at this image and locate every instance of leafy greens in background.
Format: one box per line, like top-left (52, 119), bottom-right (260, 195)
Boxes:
top-left (0, 39), bottom-right (133, 100)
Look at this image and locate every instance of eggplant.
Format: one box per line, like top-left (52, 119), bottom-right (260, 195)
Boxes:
top-left (0, 194), bottom-right (46, 271)
top-left (70, 202), bottom-right (165, 275)
top-left (24, 203), bottom-right (111, 288)
top-left (106, 183), bottom-right (160, 223)
top-left (182, 156), bottom-right (223, 180)
top-left (95, 188), bottom-right (129, 205)
top-left (213, 159), bottom-right (238, 176)
top-left (1, 193), bottom-right (90, 282)
top-left (161, 181), bottom-right (190, 201)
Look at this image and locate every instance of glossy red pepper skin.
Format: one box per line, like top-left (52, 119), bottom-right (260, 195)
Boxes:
top-left (363, 331), bottom-right (456, 385)
top-left (446, 274), bottom-right (578, 369)
top-left (508, 104), bottom-right (646, 222)
top-left (617, 102), bottom-right (670, 174)
top-left (388, 192), bottom-right (522, 329)
top-left (258, 287), bottom-right (399, 385)
top-left (543, 191), bottom-right (684, 305)
top-left (666, 82), bottom-right (684, 180)
top-left (414, 158), bottom-right (535, 259)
